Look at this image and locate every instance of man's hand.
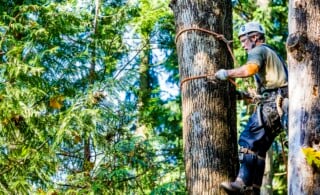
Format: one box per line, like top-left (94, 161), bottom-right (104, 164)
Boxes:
top-left (214, 69), bottom-right (229, 80)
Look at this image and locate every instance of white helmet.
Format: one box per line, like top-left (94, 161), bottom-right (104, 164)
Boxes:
top-left (238, 21), bottom-right (265, 37)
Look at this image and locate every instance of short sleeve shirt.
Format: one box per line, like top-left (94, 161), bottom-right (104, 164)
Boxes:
top-left (246, 44), bottom-right (288, 91)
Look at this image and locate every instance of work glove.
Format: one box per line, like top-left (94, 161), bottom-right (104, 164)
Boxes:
top-left (214, 69), bottom-right (228, 80)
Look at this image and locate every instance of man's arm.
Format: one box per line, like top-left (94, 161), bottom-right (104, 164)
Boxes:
top-left (213, 63), bottom-right (259, 81)
top-left (227, 63), bottom-right (259, 78)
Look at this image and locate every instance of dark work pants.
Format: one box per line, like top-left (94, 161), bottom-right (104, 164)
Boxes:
top-left (238, 153), bottom-right (265, 187)
top-left (238, 101), bottom-right (282, 187)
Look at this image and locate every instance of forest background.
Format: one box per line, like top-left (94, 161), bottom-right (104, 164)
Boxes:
top-left (0, 0), bottom-right (288, 194)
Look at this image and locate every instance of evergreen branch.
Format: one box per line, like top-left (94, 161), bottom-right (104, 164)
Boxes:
top-left (55, 183), bottom-right (88, 189)
top-left (0, 181), bottom-right (10, 195)
top-left (112, 42), bottom-right (149, 80)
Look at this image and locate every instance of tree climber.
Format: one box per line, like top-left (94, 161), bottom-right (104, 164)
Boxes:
top-left (215, 21), bottom-right (288, 194)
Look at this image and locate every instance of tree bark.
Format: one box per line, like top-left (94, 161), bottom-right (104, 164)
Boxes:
top-left (170, 0), bottom-right (238, 194)
top-left (287, 0), bottom-right (320, 194)
top-left (261, 148), bottom-right (273, 195)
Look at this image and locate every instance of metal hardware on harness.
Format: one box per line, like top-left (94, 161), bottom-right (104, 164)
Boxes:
top-left (261, 87), bottom-right (288, 99)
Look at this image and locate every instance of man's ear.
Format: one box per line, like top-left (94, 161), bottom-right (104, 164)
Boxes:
top-left (252, 35), bottom-right (259, 42)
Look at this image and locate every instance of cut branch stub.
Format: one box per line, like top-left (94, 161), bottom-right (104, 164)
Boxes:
top-left (286, 32), bottom-right (308, 62)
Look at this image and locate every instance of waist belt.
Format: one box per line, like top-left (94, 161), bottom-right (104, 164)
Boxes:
top-left (261, 86), bottom-right (288, 97)
top-left (240, 148), bottom-right (265, 160)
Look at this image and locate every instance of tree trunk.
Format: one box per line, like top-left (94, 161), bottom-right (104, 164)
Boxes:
top-left (136, 39), bottom-right (151, 138)
top-left (261, 148), bottom-right (273, 195)
top-left (170, 0), bottom-right (238, 194)
top-left (83, 0), bottom-right (101, 173)
top-left (287, 0), bottom-right (320, 194)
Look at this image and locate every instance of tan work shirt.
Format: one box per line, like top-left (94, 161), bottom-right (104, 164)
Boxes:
top-left (246, 44), bottom-right (288, 92)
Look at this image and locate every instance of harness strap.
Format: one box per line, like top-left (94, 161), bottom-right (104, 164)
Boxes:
top-left (240, 147), bottom-right (265, 160)
top-left (256, 103), bottom-right (264, 127)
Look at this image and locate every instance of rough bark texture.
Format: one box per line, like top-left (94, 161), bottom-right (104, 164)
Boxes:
top-left (170, 0), bottom-right (238, 194)
top-left (261, 148), bottom-right (273, 195)
top-left (287, 0), bottom-right (320, 194)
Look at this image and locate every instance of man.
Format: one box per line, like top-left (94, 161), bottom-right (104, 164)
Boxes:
top-left (215, 22), bottom-right (288, 194)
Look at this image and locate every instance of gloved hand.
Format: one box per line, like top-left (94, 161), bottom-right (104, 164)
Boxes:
top-left (214, 69), bottom-right (228, 80)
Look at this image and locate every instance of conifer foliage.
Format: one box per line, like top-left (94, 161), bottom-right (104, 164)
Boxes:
top-left (0, 0), bottom-right (183, 194)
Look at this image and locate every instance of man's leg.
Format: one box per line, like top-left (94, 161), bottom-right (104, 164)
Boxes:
top-left (220, 153), bottom-right (256, 193)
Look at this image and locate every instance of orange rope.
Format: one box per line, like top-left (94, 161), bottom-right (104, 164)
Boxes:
top-left (176, 27), bottom-right (238, 88)
top-left (180, 74), bottom-right (211, 88)
top-left (180, 75), bottom-right (238, 88)
top-left (228, 78), bottom-right (238, 87)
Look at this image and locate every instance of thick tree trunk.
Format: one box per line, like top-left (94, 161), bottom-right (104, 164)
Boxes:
top-left (170, 0), bottom-right (238, 194)
top-left (287, 0), bottom-right (320, 194)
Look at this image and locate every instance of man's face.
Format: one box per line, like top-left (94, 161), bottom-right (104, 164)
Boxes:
top-left (239, 35), bottom-right (256, 52)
